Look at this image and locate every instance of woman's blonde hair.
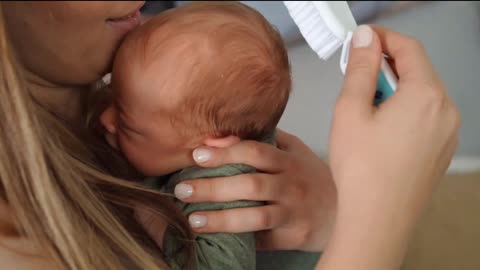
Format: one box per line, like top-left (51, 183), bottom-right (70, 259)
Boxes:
top-left (0, 5), bottom-right (193, 270)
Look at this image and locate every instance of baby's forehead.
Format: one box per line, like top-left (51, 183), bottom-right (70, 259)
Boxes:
top-left (127, 42), bottom-right (212, 110)
top-left (117, 64), bottom-right (191, 115)
top-left (117, 27), bottom-right (225, 106)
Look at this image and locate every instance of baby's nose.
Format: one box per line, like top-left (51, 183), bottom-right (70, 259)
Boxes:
top-left (100, 106), bottom-right (117, 135)
top-left (99, 107), bottom-right (120, 149)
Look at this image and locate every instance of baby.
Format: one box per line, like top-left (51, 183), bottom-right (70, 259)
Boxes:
top-left (99, 2), bottom-right (291, 270)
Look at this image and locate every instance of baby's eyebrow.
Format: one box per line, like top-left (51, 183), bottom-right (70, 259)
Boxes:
top-left (119, 114), bottom-right (145, 136)
top-left (115, 102), bottom-right (146, 136)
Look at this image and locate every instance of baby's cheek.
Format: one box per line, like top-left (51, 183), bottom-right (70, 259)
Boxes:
top-left (119, 138), bottom-right (161, 176)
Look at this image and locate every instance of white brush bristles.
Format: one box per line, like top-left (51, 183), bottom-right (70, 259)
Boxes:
top-left (284, 1), bottom-right (343, 60)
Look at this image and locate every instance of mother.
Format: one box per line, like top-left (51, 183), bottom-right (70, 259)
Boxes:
top-left (0, 2), bottom-right (459, 270)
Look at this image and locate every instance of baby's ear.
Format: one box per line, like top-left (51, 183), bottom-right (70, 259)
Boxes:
top-left (202, 135), bottom-right (241, 148)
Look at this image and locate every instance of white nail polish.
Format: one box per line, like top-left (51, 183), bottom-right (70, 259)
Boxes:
top-left (174, 183), bottom-right (193, 200)
top-left (189, 214), bottom-right (207, 228)
top-left (193, 148), bottom-right (212, 163)
top-left (352, 25), bottom-right (373, 48)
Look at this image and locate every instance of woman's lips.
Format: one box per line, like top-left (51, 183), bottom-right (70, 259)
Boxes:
top-left (107, 9), bottom-right (142, 34)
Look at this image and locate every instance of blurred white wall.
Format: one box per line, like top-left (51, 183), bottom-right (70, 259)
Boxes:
top-left (277, 1), bottom-right (480, 172)
top-left (174, 1), bottom-right (480, 172)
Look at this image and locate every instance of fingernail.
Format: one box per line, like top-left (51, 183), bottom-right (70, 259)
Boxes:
top-left (352, 25), bottom-right (373, 48)
top-left (174, 183), bottom-right (193, 200)
top-left (193, 148), bottom-right (212, 163)
top-left (189, 214), bottom-right (207, 228)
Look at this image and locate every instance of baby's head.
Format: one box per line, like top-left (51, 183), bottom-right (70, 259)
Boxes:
top-left (100, 2), bottom-right (291, 176)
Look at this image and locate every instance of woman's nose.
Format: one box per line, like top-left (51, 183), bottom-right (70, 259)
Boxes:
top-left (100, 106), bottom-right (117, 134)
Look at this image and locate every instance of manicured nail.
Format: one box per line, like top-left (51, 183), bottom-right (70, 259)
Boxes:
top-left (352, 25), bottom-right (373, 48)
top-left (174, 183), bottom-right (193, 200)
top-left (189, 214), bottom-right (207, 228)
top-left (193, 148), bottom-right (212, 163)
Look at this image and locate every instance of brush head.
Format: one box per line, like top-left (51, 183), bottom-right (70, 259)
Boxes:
top-left (284, 1), bottom-right (357, 60)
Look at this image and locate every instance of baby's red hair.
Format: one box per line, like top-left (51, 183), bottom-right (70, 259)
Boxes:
top-left (117, 2), bottom-right (291, 140)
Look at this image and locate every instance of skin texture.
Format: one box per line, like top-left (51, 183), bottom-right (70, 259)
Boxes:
top-left (3, 1), bottom-right (144, 85)
top-left (100, 31), bottom-right (202, 176)
top-left (180, 26), bottom-right (460, 270)
top-left (2, 1), bottom-right (145, 121)
top-left (318, 25), bottom-right (460, 270)
top-left (100, 2), bottom-right (291, 178)
top-left (0, 1), bottom-right (460, 269)
top-left (0, 2), bottom-right (146, 268)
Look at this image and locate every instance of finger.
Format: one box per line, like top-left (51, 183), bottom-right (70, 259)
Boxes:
top-left (339, 25), bottom-right (383, 117)
top-left (275, 129), bottom-right (301, 151)
top-left (192, 140), bottom-right (289, 173)
top-left (188, 205), bottom-right (289, 233)
top-left (174, 173), bottom-right (283, 203)
top-left (370, 25), bottom-right (436, 82)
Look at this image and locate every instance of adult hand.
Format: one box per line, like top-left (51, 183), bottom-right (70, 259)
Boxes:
top-left (173, 129), bottom-right (337, 252)
top-left (317, 25), bottom-right (460, 270)
top-left (329, 24), bottom-right (460, 223)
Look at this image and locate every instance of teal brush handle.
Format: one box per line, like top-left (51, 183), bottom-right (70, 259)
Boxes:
top-left (374, 58), bottom-right (397, 105)
top-left (340, 33), bottom-right (398, 105)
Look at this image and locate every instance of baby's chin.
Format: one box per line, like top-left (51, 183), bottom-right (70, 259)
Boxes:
top-left (124, 149), bottom-right (192, 177)
top-left (132, 162), bottom-right (184, 177)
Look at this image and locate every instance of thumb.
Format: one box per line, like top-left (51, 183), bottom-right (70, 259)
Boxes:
top-left (338, 25), bottom-right (383, 117)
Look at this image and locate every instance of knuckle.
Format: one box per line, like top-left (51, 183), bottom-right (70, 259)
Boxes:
top-left (418, 83), bottom-right (445, 112)
top-left (245, 174), bottom-right (265, 195)
top-left (427, 87), bottom-right (445, 103)
top-left (297, 227), bottom-right (312, 246)
top-left (405, 36), bottom-right (425, 52)
top-left (244, 141), bottom-right (263, 160)
top-left (349, 58), bottom-right (376, 76)
top-left (283, 160), bottom-right (298, 178)
top-left (206, 179), bottom-right (221, 201)
top-left (256, 211), bottom-right (274, 229)
top-left (207, 212), bottom-right (226, 231)
top-left (288, 184), bottom-right (307, 202)
top-left (272, 179), bottom-right (287, 198)
top-left (288, 133), bottom-right (302, 145)
top-left (290, 225), bottom-right (312, 249)
top-left (217, 149), bottom-right (232, 167)
top-left (449, 104), bottom-right (462, 131)
top-left (288, 237), bottom-right (303, 249)
top-left (280, 133), bottom-right (301, 151)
